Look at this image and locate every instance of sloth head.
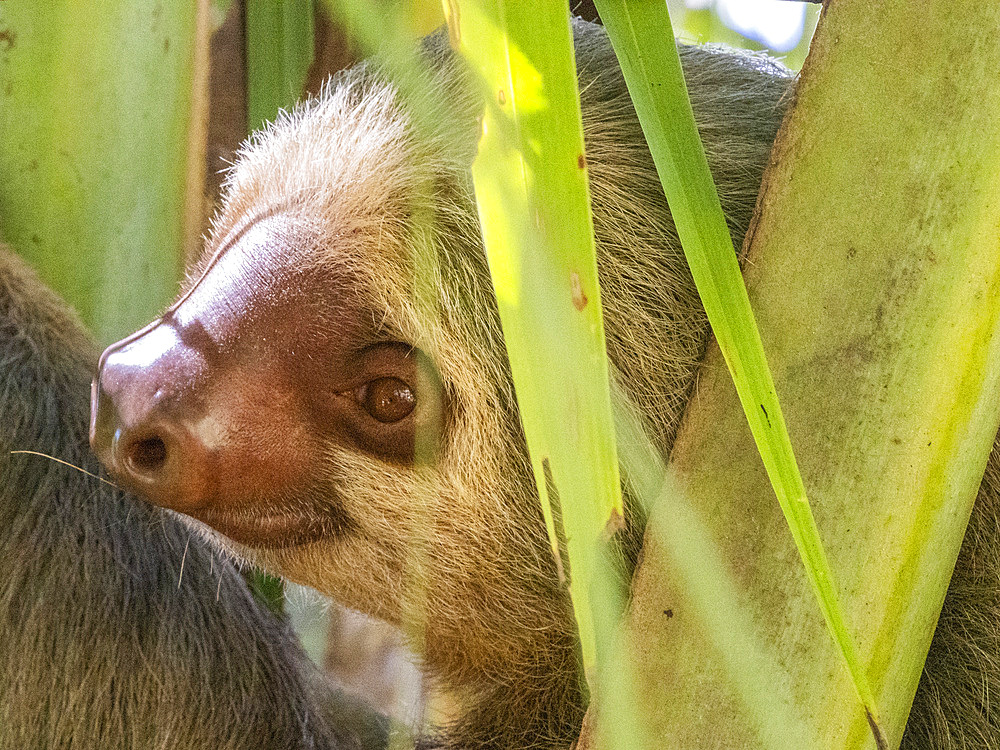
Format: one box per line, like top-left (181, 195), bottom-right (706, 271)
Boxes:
top-left (90, 24), bottom-right (787, 693)
top-left (90, 43), bottom-right (568, 656)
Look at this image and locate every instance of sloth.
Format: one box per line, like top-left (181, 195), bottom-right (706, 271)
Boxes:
top-left (90, 19), bottom-right (1000, 750)
top-left (0, 244), bottom-right (388, 749)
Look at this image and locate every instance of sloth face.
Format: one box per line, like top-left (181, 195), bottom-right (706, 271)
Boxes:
top-left (90, 59), bottom-right (557, 628)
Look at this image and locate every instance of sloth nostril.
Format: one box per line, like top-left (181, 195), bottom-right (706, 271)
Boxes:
top-left (108, 422), bottom-right (208, 512)
top-left (125, 436), bottom-right (168, 476)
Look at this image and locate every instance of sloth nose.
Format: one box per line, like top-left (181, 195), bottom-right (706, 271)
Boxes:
top-left (90, 325), bottom-right (210, 513)
top-left (91, 406), bottom-right (205, 511)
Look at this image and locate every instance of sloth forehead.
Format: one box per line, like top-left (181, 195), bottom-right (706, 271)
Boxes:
top-left (222, 92), bottom-right (414, 236)
top-left (185, 49), bottom-right (490, 386)
top-left (211, 45), bottom-right (480, 245)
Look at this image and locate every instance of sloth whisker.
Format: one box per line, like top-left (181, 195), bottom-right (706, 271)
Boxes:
top-left (9, 450), bottom-right (120, 489)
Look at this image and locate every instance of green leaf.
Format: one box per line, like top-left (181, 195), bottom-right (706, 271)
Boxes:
top-left (0, 0), bottom-right (208, 344)
top-left (594, 0), bottom-right (882, 741)
top-left (449, 0), bottom-right (624, 685)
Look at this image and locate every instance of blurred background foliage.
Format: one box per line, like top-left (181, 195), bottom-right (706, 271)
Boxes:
top-left (666, 0), bottom-right (819, 70)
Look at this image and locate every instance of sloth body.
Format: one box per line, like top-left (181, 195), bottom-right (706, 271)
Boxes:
top-left (0, 246), bottom-right (387, 749)
top-left (91, 20), bottom-right (1000, 749)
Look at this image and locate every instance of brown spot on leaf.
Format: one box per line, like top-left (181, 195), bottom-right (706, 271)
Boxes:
top-left (577, 153), bottom-right (586, 169)
top-left (571, 272), bottom-right (588, 311)
top-left (0, 29), bottom-right (16, 52)
top-left (663, 608), bottom-right (673, 619)
top-left (542, 458), bottom-right (570, 585)
top-left (866, 707), bottom-right (887, 750)
top-left (601, 506), bottom-right (624, 541)
top-left (497, 88), bottom-right (506, 106)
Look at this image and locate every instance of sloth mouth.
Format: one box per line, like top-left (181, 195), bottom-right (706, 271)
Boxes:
top-left (190, 505), bottom-right (345, 549)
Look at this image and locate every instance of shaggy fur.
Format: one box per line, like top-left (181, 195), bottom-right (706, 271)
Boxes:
top-left (107, 19), bottom-right (1000, 750)
top-left (0, 246), bottom-right (388, 749)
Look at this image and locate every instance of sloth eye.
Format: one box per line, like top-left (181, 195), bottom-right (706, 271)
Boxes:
top-left (356, 377), bottom-right (416, 423)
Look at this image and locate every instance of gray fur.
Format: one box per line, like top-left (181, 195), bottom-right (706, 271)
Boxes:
top-left (0, 246), bottom-right (388, 749)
